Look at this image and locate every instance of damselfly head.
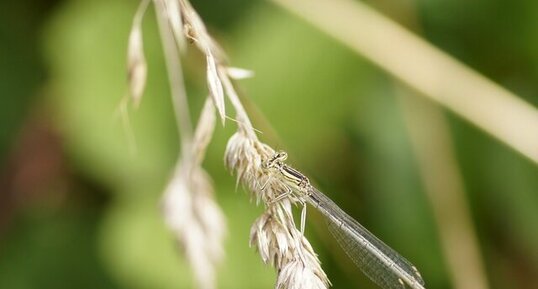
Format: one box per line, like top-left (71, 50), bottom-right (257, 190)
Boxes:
top-left (274, 151), bottom-right (288, 162)
top-left (263, 151), bottom-right (288, 169)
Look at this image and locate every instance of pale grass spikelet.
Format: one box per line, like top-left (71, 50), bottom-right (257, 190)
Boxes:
top-left (161, 98), bottom-right (226, 289)
top-left (277, 258), bottom-right (329, 289)
top-left (206, 52), bottom-right (225, 122)
top-left (127, 0), bottom-right (150, 108)
top-left (224, 129), bottom-right (268, 201)
top-left (191, 97), bottom-right (217, 164)
top-left (162, 164), bottom-right (225, 289)
top-left (177, 0), bottom-right (227, 123)
top-left (226, 67), bottom-right (255, 80)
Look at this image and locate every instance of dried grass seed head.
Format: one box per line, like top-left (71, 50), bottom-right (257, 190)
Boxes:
top-left (161, 163), bottom-right (226, 289)
top-left (127, 0), bottom-right (150, 107)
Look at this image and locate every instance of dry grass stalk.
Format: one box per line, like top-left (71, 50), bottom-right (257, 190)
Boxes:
top-left (271, 0), bottom-right (538, 165)
top-left (127, 0), bottom-right (330, 288)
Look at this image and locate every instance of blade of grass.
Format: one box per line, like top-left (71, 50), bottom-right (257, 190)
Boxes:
top-left (270, 0), bottom-right (538, 165)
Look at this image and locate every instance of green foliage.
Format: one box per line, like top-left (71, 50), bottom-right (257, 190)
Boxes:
top-left (0, 0), bottom-right (537, 288)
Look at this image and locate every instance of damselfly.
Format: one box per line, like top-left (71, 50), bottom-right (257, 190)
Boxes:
top-left (263, 151), bottom-right (426, 289)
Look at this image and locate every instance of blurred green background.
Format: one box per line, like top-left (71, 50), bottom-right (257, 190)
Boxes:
top-left (0, 0), bottom-right (537, 289)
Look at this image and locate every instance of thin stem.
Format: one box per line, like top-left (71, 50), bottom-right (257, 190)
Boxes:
top-left (271, 0), bottom-right (538, 165)
top-left (154, 0), bottom-right (193, 155)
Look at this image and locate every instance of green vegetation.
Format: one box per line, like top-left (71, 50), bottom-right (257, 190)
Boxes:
top-left (0, 0), bottom-right (537, 288)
